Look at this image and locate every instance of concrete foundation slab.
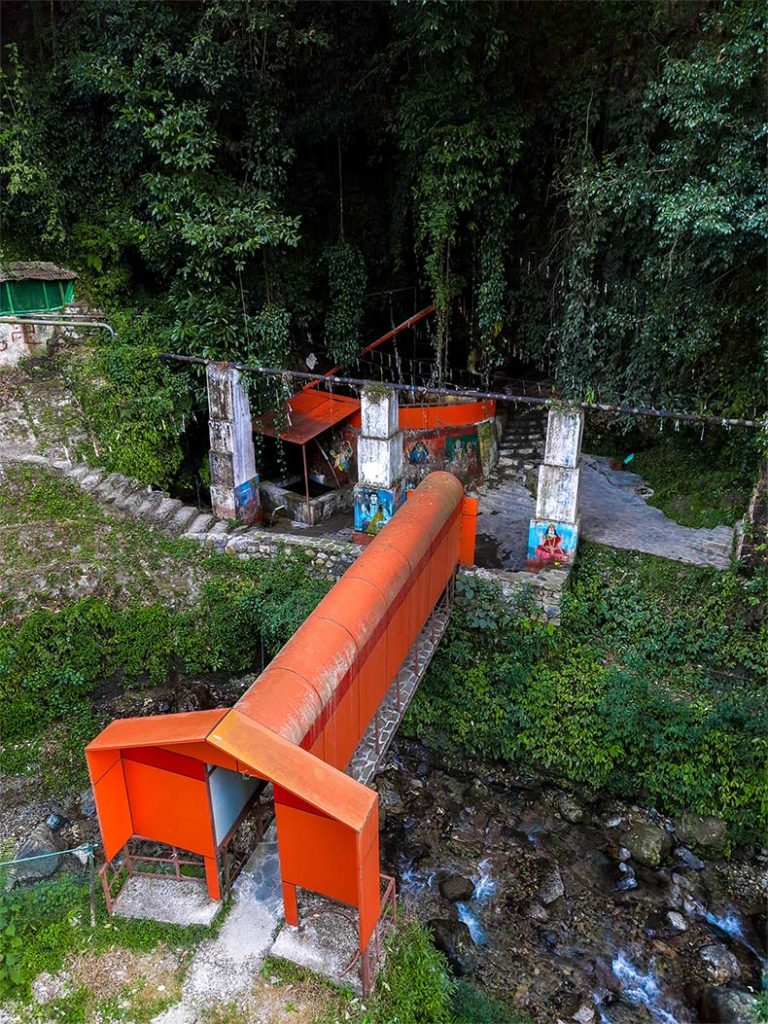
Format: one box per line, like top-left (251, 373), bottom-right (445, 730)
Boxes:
top-left (112, 875), bottom-right (221, 927)
top-left (271, 892), bottom-right (362, 993)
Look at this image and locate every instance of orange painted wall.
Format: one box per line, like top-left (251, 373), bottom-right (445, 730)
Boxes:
top-left (90, 758), bottom-right (132, 862)
top-left (275, 802), bottom-right (360, 907)
top-left (122, 759), bottom-right (216, 858)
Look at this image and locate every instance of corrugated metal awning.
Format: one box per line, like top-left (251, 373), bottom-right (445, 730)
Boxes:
top-left (254, 390), bottom-right (360, 445)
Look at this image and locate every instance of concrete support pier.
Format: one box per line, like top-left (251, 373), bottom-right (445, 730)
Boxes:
top-left (353, 387), bottom-right (404, 540)
top-left (527, 406), bottom-right (584, 569)
top-left (207, 363), bottom-right (261, 524)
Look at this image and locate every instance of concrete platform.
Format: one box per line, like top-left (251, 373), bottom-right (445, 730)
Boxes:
top-left (112, 875), bottom-right (221, 927)
top-left (271, 891), bottom-right (362, 993)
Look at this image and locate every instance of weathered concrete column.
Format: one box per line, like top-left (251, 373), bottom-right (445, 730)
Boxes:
top-left (527, 405), bottom-right (584, 568)
top-left (207, 363), bottom-right (261, 524)
top-left (353, 386), bottom-right (404, 539)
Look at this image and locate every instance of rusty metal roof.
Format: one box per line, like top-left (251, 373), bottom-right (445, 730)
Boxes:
top-left (254, 390), bottom-right (360, 445)
top-left (0, 261), bottom-right (78, 282)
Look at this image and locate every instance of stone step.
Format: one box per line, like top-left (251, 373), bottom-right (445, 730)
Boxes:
top-left (112, 481), bottom-right (153, 511)
top-left (168, 505), bottom-right (201, 535)
top-left (68, 463), bottom-right (92, 483)
top-left (149, 496), bottom-right (183, 525)
top-left (106, 477), bottom-right (147, 506)
top-left (186, 513), bottom-right (216, 535)
top-left (500, 445), bottom-right (536, 456)
top-left (91, 474), bottom-right (129, 502)
top-left (133, 492), bottom-right (166, 518)
top-left (79, 468), bottom-right (107, 491)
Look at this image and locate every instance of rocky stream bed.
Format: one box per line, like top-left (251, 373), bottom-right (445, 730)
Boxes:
top-left (375, 739), bottom-right (767, 1024)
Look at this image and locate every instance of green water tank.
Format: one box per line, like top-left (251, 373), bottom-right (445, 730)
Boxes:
top-left (0, 261), bottom-right (77, 314)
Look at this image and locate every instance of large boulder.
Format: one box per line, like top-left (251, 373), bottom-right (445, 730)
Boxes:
top-left (621, 823), bottom-right (672, 869)
top-left (699, 943), bottom-right (741, 986)
top-left (427, 918), bottom-right (475, 975)
top-left (539, 865), bottom-right (565, 905)
top-left (677, 813), bottom-right (728, 857)
top-left (557, 792), bottom-right (586, 824)
top-left (12, 823), bottom-right (62, 883)
top-left (697, 987), bottom-right (760, 1023)
top-left (374, 771), bottom-right (406, 828)
top-left (438, 873), bottom-right (475, 902)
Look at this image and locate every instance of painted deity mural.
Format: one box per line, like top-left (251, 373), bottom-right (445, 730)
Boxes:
top-left (526, 519), bottom-right (578, 567)
top-left (445, 432), bottom-right (480, 483)
top-left (234, 475), bottom-right (261, 525)
top-left (354, 487), bottom-right (396, 536)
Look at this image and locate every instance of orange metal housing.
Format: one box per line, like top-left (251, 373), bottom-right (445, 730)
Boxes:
top-left (86, 472), bottom-right (474, 955)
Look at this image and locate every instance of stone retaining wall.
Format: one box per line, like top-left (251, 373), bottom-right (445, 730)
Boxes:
top-left (27, 458), bottom-right (567, 622)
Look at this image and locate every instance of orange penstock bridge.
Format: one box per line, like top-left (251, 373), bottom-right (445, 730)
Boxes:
top-left (86, 472), bottom-right (476, 965)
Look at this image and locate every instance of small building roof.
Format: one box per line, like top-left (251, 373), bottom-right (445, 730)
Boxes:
top-left (86, 708), bottom-right (229, 751)
top-left (254, 390), bottom-right (360, 445)
top-left (0, 261), bottom-right (78, 283)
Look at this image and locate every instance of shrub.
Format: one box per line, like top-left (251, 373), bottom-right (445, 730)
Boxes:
top-left (405, 546), bottom-right (768, 847)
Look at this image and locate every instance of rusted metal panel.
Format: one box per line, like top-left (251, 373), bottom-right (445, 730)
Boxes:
top-left (254, 390), bottom-right (360, 445)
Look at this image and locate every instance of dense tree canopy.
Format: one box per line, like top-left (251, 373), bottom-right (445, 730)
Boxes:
top-left (1, 0), bottom-right (765, 417)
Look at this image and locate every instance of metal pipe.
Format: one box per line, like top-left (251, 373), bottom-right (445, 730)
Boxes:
top-left (301, 305), bottom-right (435, 392)
top-left (0, 316), bottom-right (115, 339)
top-left (302, 444), bottom-right (311, 524)
top-left (160, 352), bottom-right (762, 429)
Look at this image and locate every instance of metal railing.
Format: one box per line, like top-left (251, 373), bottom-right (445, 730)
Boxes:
top-left (351, 873), bottom-right (398, 997)
top-left (99, 839), bottom-right (205, 914)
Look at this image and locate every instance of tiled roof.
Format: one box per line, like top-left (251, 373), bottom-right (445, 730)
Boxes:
top-left (0, 261), bottom-right (78, 282)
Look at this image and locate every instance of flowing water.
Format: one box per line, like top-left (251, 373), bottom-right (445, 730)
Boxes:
top-left (378, 738), bottom-right (767, 1022)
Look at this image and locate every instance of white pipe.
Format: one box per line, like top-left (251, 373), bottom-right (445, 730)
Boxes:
top-left (0, 316), bottom-right (115, 339)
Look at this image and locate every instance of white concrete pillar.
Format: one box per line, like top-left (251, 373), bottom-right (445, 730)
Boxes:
top-left (207, 363), bottom-right (260, 524)
top-left (527, 405), bottom-right (584, 567)
top-left (353, 386), bottom-right (404, 538)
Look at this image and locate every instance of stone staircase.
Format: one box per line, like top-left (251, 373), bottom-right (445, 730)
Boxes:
top-left (496, 408), bottom-right (547, 482)
top-left (63, 464), bottom-right (217, 537)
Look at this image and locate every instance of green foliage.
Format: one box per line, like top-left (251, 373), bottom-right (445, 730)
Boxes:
top-left (0, 874), bottom-right (82, 996)
top-left (65, 313), bottom-right (192, 486)
top-left (3, 1), bottom-right (765, 442)
top-left (367, 919), bottom-right (455, 1024)
top-left (514, 2), bottom-right (766, 411)
top-left (0, 551), bottom-right (330, 794)
top-left (406, 546), bottom-right (768, 847)
top-left (0, 869), bottom-right (220, 1001)
top-left (451, 980), bottom-right (529, 1024)
top-left (630, 433), bottom-right (758, 529)
top-left (0, 45), bottom-right (64, 247)
top-left (324, 243), bottom-right (367, 365)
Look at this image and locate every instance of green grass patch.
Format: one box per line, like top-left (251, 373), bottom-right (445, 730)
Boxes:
top-left (0, 466), bottom-right (331, 796)
top-left (632, 438), bottom-right (755, 528)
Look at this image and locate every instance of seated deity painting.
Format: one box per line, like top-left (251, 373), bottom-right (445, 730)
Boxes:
top-left (526, 519), bottom-right (578, 568)
top-left (354, 487), bottom-right (395, 536)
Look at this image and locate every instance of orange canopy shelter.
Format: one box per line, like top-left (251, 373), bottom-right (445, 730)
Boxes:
top-left (86, 472), bottom-right (476, 961)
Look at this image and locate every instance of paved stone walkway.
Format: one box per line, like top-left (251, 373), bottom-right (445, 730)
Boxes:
top-left (474, 448), bottom-right (734, 572)
top-left (579, 456), bottom-right (734, 569)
